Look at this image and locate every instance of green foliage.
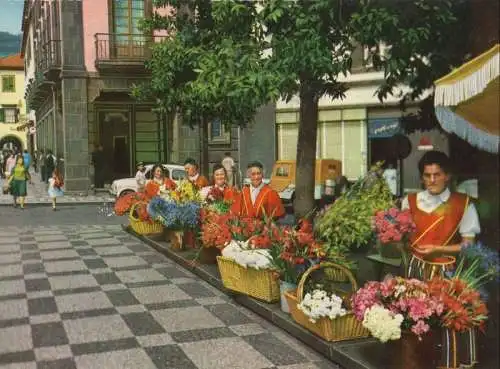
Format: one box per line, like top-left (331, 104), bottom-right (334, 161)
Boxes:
top-left (315, 163), bottom-right (394, 254)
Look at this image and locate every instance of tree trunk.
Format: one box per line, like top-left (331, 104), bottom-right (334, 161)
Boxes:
top-left (294, 85), bottom-right (319, 219)
top-left (199, 119), bottom-right (210, 178)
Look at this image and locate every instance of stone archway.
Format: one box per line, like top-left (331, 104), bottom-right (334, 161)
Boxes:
top-left (0, 135), bottom-right (23, 152)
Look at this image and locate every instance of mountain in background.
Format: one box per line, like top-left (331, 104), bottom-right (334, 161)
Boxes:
top-left (0, 32), bottom-right (22, 57)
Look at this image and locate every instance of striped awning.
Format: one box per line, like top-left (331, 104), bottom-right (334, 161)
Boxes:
top-left (434, 44), bottom-right (499, 153)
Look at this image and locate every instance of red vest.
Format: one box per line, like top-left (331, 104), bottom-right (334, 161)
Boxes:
top-left (408, 192), bottom-right (469, 257)
top-left (240, 184), bottom-right (284, 219)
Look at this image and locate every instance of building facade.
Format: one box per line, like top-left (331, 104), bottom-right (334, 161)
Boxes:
top-left (21, 0), bottom-right (169, 193)
top-left (0, 54), bottom-right (27, 152)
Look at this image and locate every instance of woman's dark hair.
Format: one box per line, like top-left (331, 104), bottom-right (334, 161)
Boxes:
top-left (418, 151), bottom-right (452, 175)
top-left (151, 164), bottom-right (164, 178)
top-left (184, 157), bottom-right (198, 168)
top-left (247, 161), bottom-right (263, 170)
top-left (212, 163), bottom-right (227, 176)
top-left (16, 155), bottom-right (24, 165)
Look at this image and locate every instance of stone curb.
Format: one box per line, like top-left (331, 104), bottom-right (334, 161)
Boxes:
top-left (123, 224), bottom-right (374, 369)
top-left (0, 200), bottom-right (115, 207)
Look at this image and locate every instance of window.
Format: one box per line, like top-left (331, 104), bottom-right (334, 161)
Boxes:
top-left (0, 106), bottom-right (18, 123)
top-left (1, 76), bottom-right (15, 92)
top-left (209, 118), bottom-right (231, 144)
top-left (112, 0), bottom-right (145, 54)
top-left (274, 165), bottom-right (291, 177)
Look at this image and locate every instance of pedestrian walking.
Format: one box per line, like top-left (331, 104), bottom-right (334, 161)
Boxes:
top-left (32, 150), bottom-right (38, 173)
top-left (23, 149), bottom-right (32, 170)
top-left (5, 151), bottom-right (16, 176)
top-left (92, 144), bottom-right (105, 188)
top-left (221, 152), bottom-right (235, 187)
top-left (45, 150), bottom-right (57, 184)
top-left (39, 149), bottom-right (46, 182)
top-left (0, 151), bottom-right (4, 179)
top-left (7, 155), bottom-right (31, 209)
top-left (48, 168), bottom-right (64, 211)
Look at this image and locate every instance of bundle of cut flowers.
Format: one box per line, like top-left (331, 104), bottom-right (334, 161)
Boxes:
top-left (114, 192), bottom-right (148, 216)
top-left (200, 186), bottom-right (232, 214)
top-left (351, 277), bottom-right (444, 342)
top-left (199, 212), bottom-right (275, 249)
top-left (144, 179), bottom-right (176, 200)
top-left (147, 196), bottom-right (201, 230)
top-left (372, 207), bottom-right (416, 244)
top-left (458, 241), bottom-right (500, 286)
top-left (170, 180), bottom-right (201, 203)
top-left (427, 275), bottom-right (488, 333)
top-left (297, 289), bottom-right (347, 323)
top-left (221, 239), bottom-right (273, 269)
top-left (268, 220), bottom-right (329, 284)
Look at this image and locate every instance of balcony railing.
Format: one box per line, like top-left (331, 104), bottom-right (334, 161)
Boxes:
top-left (95, 33), bottom-right (166, 64)
top-left (37, 40), bottom-right (62, 73)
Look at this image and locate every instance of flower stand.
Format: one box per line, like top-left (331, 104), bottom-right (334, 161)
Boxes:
top-left (285, 262), bottom-right (369, 342)
top-left (279, 281), bottom-right (297, 313)
top-left (183, 229), bottom-right (197, 248)
top-left (216, 256), bottom-right (280, 303)
top-left (129, 204), bottom-right (163, 236)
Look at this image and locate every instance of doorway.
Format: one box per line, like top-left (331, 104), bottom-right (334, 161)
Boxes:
top-left (98, 110), bottom-right (131, 181)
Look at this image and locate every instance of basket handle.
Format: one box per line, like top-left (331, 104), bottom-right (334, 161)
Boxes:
top-left (296, 261), bottom-right (358, 303)
top-left (129, 202), bottom-right (139, 221)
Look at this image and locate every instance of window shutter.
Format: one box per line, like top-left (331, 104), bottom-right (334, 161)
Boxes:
top-left (0, 108), bottom-right (5, 122)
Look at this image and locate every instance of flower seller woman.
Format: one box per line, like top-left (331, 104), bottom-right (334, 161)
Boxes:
top-left (238, 161), bottom-right (285, 220)
top-left (200, 164), bottom-right (239, 212)
top-left (184, 157), bottom-right (209, 189)
top-left (7, 155), bottom-right (31, 209)
top-left (144, 164), bottom-right (176, 198)
top-left (401, 151), bottom-right (480, 280)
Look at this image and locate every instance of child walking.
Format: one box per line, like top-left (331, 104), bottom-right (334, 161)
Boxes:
top-left (48, 168), bottom-right (64, 210)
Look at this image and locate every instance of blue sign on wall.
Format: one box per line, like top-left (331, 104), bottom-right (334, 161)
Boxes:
top-left (368, 118), bottom-right (401, 139)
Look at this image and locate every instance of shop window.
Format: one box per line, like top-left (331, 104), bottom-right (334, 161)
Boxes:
top-left (1, 76), bottom-right (15, 92)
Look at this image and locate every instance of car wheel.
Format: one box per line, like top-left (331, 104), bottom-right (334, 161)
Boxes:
top-left (118, 190), bottom-right (134, 198)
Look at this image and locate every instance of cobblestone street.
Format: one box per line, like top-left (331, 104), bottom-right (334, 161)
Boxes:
top-left (0, 220), bottom-right (340, 369)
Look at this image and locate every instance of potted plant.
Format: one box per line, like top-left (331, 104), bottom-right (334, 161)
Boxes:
top-left (372, 207), bottom-right (416, 260)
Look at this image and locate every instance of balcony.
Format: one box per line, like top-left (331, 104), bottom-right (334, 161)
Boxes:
top-left (37, 40), bottom-right (62, 80)
top-left (95, 33), bottom-right (166, 73)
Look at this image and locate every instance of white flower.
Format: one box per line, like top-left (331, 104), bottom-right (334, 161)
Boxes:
top-left (362, 305), bottom-right (403, 343)
top-left (297, 289), bottom-right (347, 323)
top-left (221, 239), bottom-right (272, 269)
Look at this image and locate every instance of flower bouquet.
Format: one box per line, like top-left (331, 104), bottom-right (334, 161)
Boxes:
top-left (147, 197), bottom-right (201, 230)
top-left (351, 277), bottom-right (443, 342)
top-left (372, 207), bottom-right (416, 260)
top-left (114, 191), bottom-right (162, 235)
top-left (200, 186), bottom-right (233, 214)
top-left (297, 289), bottom-right (347, 323)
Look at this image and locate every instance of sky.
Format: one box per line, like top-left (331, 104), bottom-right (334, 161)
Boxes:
top-left (0, 0), bottom-right (24, 34)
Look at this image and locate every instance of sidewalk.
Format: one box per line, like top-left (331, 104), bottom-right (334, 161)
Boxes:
top-left (0, 170), bottom-right (114, 205)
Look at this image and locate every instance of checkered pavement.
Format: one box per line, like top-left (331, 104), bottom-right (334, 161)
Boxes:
top-left (0, 171), bottom-right (114, 205)
top-left (0, 225), bottom-right (339, 369)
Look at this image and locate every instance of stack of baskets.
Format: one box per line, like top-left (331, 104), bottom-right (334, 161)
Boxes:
top-left (285, 262), bottom-right (369, 342)
top-left (129, 203), bottom-right (163, 235)
top-left (216, 256), bottom-right (280, 303)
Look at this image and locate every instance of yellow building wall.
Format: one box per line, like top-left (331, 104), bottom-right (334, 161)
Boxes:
top-left (0, 69), bottom-right (27, 150)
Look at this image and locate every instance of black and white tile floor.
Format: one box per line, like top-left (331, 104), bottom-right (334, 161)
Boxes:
top-left (0, 225), bottom-right (341, 369)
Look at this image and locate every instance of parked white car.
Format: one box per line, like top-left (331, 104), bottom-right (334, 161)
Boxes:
top-left (109, 164), bottom-right (186, 197)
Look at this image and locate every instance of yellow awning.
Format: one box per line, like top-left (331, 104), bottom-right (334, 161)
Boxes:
top-left (434, 44), bottom-right (499, 153)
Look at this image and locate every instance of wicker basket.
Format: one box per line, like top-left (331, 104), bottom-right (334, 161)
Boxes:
top-left (285, 262), bottom-right (369, 342)
top-left (129, 203), bottom-right (163, 235)
top-left (216, 256), bottom-right (280, 303)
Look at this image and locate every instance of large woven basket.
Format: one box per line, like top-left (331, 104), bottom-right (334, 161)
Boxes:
top-left (285, 262), bottom-right (369, 342)
top-left (129, 203), bottom-right (163, 235)
top-left (216, 256), bottom-right (280, 303)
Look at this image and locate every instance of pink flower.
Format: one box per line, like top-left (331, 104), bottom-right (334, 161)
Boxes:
top-left (411, 320), bottom-right (430, 336)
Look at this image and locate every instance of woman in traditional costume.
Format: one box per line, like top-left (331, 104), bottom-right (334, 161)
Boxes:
top-left (184, 158), bottom-right (209, 190)
top-left (144, 164), bottom-right (176, 199)
top-left (401, 151), bottom-right (480, 280)
top-left (200, 164), bottom-right (239, 213)
top-left (238, 161), bottom-right (285, 220)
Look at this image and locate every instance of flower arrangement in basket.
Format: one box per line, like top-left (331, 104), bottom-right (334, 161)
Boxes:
top-left (114, 191), bottom-right (162, 234)
top-left (351, 277), bottom-right (444, 343)
top-left (144, 178), bottom-right (177, 199)
top-left (147, 196), bottom-right (201, 231)
top-left (284, 262), bottom-right (369, 342)
top-left (216, 217), bottom-right (283, 302)
top-left (200, 186), bottom-right (234, 214)
top-left (372, 207), bottom-right (416, 260)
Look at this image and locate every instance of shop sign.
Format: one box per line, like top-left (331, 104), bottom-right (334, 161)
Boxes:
top-left (368, 118), bottom-right (401, 139)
